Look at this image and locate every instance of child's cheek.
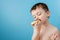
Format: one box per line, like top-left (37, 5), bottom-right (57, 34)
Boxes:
top-left (41, 15), bottom-right (46, 21)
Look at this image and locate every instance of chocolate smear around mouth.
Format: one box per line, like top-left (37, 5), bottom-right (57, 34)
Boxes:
top-left (39, 19), bottom-right (41, 21)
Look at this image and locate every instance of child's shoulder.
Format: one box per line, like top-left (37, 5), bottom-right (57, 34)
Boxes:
top-left (48, 25), bottom-right (60, 40)
top-left (50, 24), bottom-right (59, 32)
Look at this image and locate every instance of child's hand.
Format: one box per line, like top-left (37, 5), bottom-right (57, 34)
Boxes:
top-left (31, 20), bottom-right (41, 31)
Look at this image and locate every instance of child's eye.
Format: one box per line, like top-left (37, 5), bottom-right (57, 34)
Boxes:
top-left (38, 13), bottom-right (41, 16)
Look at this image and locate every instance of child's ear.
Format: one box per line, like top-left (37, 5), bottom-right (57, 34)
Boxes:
top-left (47, 11), bottom-right (50, 17)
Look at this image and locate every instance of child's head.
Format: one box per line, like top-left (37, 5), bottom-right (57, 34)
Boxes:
top-left (30, 3), bottom-right (50, 24)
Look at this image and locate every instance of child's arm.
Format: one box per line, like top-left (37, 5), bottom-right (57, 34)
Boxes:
top-left (32, 28), bottom-right (40, 40)
top-left (53, 30), bottom-right (60, 40)
top-left (31, 20), bottom-right (41, 40)
top-left (49, 28), bottom-right (60, 40)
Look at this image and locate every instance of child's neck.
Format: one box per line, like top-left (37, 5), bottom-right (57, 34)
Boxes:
top-left (42, 20), bottom-right (50, 27)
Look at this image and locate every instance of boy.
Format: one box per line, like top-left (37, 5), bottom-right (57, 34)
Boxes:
top-left (30, 3), bottom-right (60, 40)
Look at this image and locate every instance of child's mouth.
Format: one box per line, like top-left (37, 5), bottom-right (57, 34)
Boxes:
top-left (39, 19), bottom-right (41, 21)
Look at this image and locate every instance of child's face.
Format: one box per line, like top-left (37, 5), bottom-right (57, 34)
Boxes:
top-left (31, 7), bottom-right (50, 24)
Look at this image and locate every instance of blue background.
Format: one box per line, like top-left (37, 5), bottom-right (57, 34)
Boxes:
top-left (0, 0), bottom-right (60, 40)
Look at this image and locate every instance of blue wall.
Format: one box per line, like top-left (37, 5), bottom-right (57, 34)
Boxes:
top-left (0, 0), bottom-right (60, 40)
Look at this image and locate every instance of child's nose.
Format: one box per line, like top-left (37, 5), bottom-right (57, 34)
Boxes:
top-left (34, 17), bottom-right (38, 21)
